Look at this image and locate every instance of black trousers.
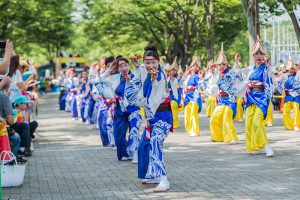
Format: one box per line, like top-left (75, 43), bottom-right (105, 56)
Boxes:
top-left (11, 122), bottom-right (31, 148)
top-left (29, 121), bottom-right (38, 138)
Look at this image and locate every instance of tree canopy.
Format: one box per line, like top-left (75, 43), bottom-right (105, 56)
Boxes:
top-left (0, 0), bottom-right (298, 68)
top-left (0, 0), bottom-right (74, 62)
top-left (82, 0), bottom-right (246, 69)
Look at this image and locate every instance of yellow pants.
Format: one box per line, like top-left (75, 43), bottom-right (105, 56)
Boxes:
top-left (283, 102), bottom-right (300, 130)
top-left (184, 101), bottom-right (200, 136)
top-left (171, 101), bottom-right (180, 128)
top-left (245, 104), bottom-right (269, 152)
top-left (140, 107), bottom-right (145, 118)
top-left (206, 96), bottom-right (216, 117)
top-left (210, 105), bottom-right (238, 143)
top-left (234, 97), bottom-right (244, 121)
top-left (264, 101), bottom-right (274, 126)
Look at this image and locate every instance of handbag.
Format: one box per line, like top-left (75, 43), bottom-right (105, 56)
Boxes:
top-left (1, 151), bottom-right (26, 187)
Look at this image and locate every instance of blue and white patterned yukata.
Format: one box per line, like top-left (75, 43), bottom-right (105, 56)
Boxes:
top-left (125, 65), bottom-right (172, 180)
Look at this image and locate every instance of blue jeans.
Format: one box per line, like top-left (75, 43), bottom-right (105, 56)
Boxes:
top-left (9, 133), bottom-right (21, 156)
top-left (11, 122), bottom-right (31, 148)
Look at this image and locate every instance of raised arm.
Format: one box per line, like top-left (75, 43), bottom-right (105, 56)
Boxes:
top-left (0, 40), bottom-right (13, 74)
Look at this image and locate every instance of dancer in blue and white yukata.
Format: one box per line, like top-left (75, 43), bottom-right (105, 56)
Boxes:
top-left (275, 55), bottom-right (300, 131)
top-left (242, 37), bottom-right (274, 157)
top-left (78, 69), bottom-right (89, 122)
top-left (164, 58), bottom-right (181, 129)
top-left (59, 71), bottom-right (72, 111)
top-left (94, 56), bottom-right (118, 147)
top-left (231, 53), bottom-right (245, 122)
top-left (209, 43), bottom-right (243, 144)
top-left (125, 45), bottom-right (172, 192)
top-left (69, 69), bottom-right (80, 120)
top-left (110, 57), bottom-right (142, 163)
top-left (199, 60), bottom-right (219, 118)
top-left (63, 69), bottom-right (78, 114)
top-left (180, 57), bottom-right (202, 136)
top-left (59, 70), bottom-right (67, 110)
top-left (86, 63), bottom-right (99, 125)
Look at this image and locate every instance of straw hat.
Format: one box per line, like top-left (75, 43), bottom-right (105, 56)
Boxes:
top-left (177, 65), bottom-right (183, 74)
top-left (277, 64), bottom-right (286, 72)
top-left (190, 56), bottom-right (201, 68)
top-left (286, 54), bottom-right (297, 70)
top-left (169, 57), bottom-right (179, 71)
top-left (215, 42), bottom-right (227, 65)
top-left (207, 60), bottom-right (216, 69)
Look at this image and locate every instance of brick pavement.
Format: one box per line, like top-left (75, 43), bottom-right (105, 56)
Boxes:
top-left (3, 94), bottom-right (300, 200)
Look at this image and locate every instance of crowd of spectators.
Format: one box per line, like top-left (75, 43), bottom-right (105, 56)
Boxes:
top-left (0, 40), bottom-right (39, 166)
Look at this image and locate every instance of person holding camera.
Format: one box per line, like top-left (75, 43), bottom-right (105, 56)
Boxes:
top-left (0, 40), bottom-right (13, 75)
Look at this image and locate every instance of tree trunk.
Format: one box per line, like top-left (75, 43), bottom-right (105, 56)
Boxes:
top-left (254, 0), bottom-right (260, 37)
top-left (241, 0), bottom-right (256, 65)
top-left (49, 60), bottom-right (56, 78)
top-left (282, 2), bottom-right (300, 47)
top-left (206, 0), bottom-right (214, 61)
top-left (179, 46), bottom-right (191, 72)
top-left (247, 15), bottom-right (256, 65)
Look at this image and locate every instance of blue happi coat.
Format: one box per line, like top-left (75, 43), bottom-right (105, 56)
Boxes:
top-left (183, 73), bottom-right (202, 112)
top-left (217, 68), bottom-right (243, 118)
top-left (245, 63), bottom-right (273, 119)
top-left (283, 72), bottom-right (300, 104)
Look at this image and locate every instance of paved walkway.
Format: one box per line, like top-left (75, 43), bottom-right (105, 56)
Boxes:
top-left (3, 94), bottom-right (300, 200)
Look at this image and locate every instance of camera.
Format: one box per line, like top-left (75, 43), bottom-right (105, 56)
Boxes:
top-left (0, 41), bottom-right (6, 58)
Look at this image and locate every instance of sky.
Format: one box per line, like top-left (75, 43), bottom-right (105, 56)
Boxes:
top-left (262, 4), bottom-right (300, 22)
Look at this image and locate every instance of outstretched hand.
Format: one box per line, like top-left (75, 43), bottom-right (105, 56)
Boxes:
top-left (130, 55), bottom-right (140, 67)
top-left (1, 76), bottom-right (11, 85)
top-left (5, 39), bottom-right (13, 56)
top-left (183, 66), bottom-right (191, 77)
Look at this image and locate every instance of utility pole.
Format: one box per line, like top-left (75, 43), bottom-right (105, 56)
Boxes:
top-left (283, 26), bottom-right (285, 53)
top-left (272, 18), bottom-right (275, 65)
top-left (278, 21), bottom-right (281, 62)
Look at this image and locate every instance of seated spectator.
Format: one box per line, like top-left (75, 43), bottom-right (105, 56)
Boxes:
top-left (9, 96), bottom-right (32, 157)
top-left (0, 83), bottom-right (15, 156)
top-left (13, 95), bottom-right (38, 140)
top-left (1, 86), bottom-right (26, 163)
top-left (0, 80), bottom-right (21, 157)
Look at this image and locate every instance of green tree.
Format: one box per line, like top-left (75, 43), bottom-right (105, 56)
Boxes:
top-left (82, 0), bottom-right (246, 69)
top-left (0, 0), bottom-right (74, 66)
